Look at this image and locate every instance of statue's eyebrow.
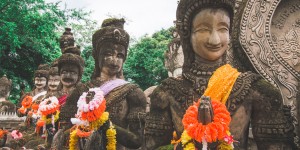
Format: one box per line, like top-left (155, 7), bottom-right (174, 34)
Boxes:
top-left (218, 22), bottom-right (230, 28)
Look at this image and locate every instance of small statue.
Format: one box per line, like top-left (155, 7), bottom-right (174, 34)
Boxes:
top-left (0, 75), bottom-right (15, 113)
top-left (197, 96), bottom-right (214, 125)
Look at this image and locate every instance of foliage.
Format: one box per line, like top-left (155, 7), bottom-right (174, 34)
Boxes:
top-left (81, 45), bottom-right (95, 83)
top-left (0, 0), bottom-right (94, 103)
top-left (123, 28), bottom-right (173, 90)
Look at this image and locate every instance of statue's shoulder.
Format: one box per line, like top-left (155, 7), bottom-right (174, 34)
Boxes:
top-left (228, 71), bottom-right (261, 112)
top-left (236, 72), bottom-right (281, 98)
top-left (159, 77), bottom-right (183, 92)
top-left (150, 77), bottom-right (185, 109)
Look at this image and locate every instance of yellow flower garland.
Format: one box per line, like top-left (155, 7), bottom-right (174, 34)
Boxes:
top-left (90, 112), bottom-right (109, 130)
top-left (106, 121), bottom-right (117, 150)
top-left (69, 128), bottom-right (79, 150)
top-left (41, 111), bottom-right (60, 124)
top-left (181, 130), bottom-right (195, 150)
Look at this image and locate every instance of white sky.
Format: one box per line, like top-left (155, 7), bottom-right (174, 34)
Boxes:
top-left (46, 0), bottom-right (178, 38)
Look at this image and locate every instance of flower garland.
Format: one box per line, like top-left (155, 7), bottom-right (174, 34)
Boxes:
top-left (11, 130), bottom-right (23, 139)
top-left (36, 96), bottom-right (60, 135)
top-left (0, 129), bottom-right (8, 139)
top-left (181, 99), bottom-right (233, 150)
top-left (106, 121), bottom-right (117, 150)
top-left (18, 95), bottom-right (33, 114)
top-left (69, 88), bottom-right (117, 150)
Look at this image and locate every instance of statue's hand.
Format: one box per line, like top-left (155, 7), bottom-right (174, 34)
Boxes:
top-left (198, 96), bottom-right (214, 125)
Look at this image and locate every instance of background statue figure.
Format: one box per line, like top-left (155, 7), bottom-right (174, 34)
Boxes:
top-left (0, 75), bottom-right (15, 113)
top-left (56, 18), bottom-right (147, 150)
top-left (51, 36), bottom-right (85, 149)
top-left (145, 0), bottom-right (295, 149)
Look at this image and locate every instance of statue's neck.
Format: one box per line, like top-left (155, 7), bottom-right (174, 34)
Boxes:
top-left (191, 55), bottom-right (225, 73)
top-left (62, 86), bottom-right (74, 95)
top-left (34, 88), bottom-right (46, 96)
top-left (97, 73), bottom-right (118, 85)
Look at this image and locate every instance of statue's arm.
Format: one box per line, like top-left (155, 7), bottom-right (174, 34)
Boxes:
top-left (145, 85), bottom-right (174, 150)
top-left (251, 79), bottom-right (295, 150)
top-left (115, 86), bottom-right (147, 149)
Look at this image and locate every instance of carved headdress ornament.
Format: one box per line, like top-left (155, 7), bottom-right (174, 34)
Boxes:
top-left (175, 0), bottom-right (235, 72)
top-left (34, 64), bottom-right (50, 79)
top-left (59, 27), bottom-right (75, 53)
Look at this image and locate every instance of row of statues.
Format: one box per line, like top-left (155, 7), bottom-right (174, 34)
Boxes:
top-left (0, 0), bottom-right (299, 149)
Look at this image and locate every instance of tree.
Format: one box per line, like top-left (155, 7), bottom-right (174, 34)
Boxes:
top-left (123, 28), bottom-right (173, 90)
top-left (0, 0), bottom-right (93, 103)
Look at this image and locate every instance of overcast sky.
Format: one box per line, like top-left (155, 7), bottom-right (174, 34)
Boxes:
top-left (46, 0), bottom-right (178, 38)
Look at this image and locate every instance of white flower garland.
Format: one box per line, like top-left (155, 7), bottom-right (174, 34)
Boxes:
top-left (39, 96), bottom-right (59, 113)
top-left (77, 88), bottom-right (104, 112)
top-left (71, 87), bottom-right (105, 125)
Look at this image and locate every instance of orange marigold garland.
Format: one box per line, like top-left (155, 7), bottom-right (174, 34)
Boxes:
top-left (18, 95), bottom-right (33, 114)
top-left (181, 99), bottom-right (234, 150)
top-left (0, 129), bottom-right (8, 139)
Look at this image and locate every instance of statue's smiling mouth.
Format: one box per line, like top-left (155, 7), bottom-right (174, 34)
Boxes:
top-left (49, 85), bottom-right (57, 88)
top-left (206, 46), bottom-right (222, 51)
top-left (36, 84), bottom-right (43, 87)
top-left (63, 78), bottom-right (74, 83)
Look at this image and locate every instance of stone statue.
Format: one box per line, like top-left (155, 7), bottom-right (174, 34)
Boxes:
top-left (17, 64), bottom-right (49, 118)
top-left (51, 43), bottom-right (84, 149)
top-left (0, 75), bottom-right (15, 113)
top-left (6, 64), bottom-right (50, 149)
top-left (144, 0), bottom-right (295, 149)
top-left (53, 18), bottom-right (147, 150)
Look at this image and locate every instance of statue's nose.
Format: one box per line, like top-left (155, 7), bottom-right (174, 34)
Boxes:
top-left (208, 30), bottom-right (221, 46)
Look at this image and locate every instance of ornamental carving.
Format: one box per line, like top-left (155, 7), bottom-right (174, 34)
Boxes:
top-left (240, 0), bottom-right (300, 106)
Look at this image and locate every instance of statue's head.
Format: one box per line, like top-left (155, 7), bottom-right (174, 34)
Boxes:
top-left (92, 18), bottom-right (130, 79)
top-left (0, 75), bottom-right (12, 98)
top-left (34, 64), bottom-right (49, 90)
top-left (176, 0), bottom-right (234, 71)
top-left (48, 66), bottom-right (60, 92)
top-left (59, 28), bottom-right (75, 53)
top-left (58, 46), bottom-right (84, 88)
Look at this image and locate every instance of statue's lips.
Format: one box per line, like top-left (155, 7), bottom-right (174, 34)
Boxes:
top-left (49, 85), bottom-right (57, 88)
top-left (62, 78), bottom-right (74, 83)
top-left (35, 84), bottom-right (44, 87)
top-left (206, 46), bottom-right (222, 52)
top-left (109, 65), bottom-right (120, 70)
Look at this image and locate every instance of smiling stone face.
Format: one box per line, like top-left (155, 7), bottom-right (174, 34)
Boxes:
top-left (34, 77), bottom-right (47, 90)
top-left (191, 8), bottom-right (230, 61)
